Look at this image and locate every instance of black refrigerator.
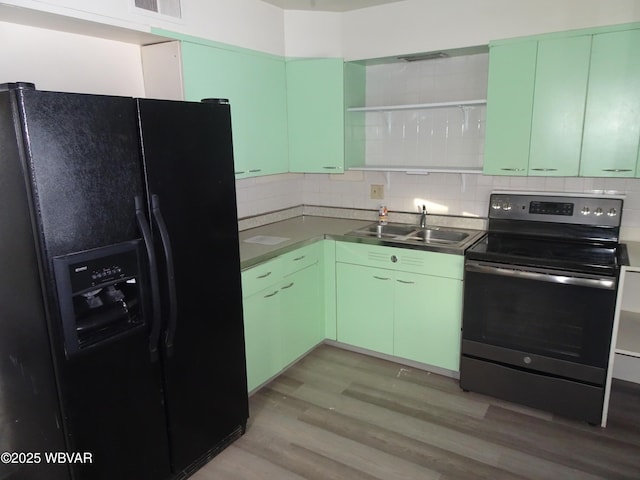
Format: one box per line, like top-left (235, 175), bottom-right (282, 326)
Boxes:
top-left (0, 82), bottom-right (248, 480)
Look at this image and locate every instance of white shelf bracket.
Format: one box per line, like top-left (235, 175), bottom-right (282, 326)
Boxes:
top-left (460, 106), bottom-right (470, 132)
top-left (383, 171), bottom-right (391, 189)
top-left (460, 173), bottom-right (467, 192)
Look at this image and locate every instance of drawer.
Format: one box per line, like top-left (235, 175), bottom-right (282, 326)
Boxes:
top-left (241, 257), bottom-right (283, 298)
top-left (335, 241), bottom-right (463, 279)
top-left (281, 241), bottom-right (322, 276)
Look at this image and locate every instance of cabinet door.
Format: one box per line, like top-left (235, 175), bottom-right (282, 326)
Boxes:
top-left (280, 263), bottom-right (324, 366)
top-left (394, 272), bottom-right (463, 371)
top-left (336, 263), bottom-right (394, 355)
top-left (181, 42), bottom-right (288, 178)
top-left (287, 58), bottom-right (345, 173)
top-left (580, 29), bottom-right (640, 177)
top-left (243, 286), bottom-right (282, 392)
top-left (483, 41), bottom-right (537, 175)
top-left (529, 36), bottom-right (591, 176)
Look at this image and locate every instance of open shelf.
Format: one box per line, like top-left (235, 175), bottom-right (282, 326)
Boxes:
top-left (616, 310), bottom-right (640, 358)
top-left (346, 99), bottom-right (487, 112)
top-left (348, 165), bottom-right (483, 174)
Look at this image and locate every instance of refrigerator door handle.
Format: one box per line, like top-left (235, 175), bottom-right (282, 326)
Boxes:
top-left (135, 196), bottom-right (162, 362)
top-left (151, 194), bottom-right (178, 357)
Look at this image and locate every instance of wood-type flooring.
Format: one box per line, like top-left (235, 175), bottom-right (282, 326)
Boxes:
top-left (192, 344), bottom-right (640, 480)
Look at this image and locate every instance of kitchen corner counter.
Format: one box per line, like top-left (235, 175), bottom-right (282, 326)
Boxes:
top-left (624, 241), bottom-right (640, 268)
top-left (239, 216), bottom-right (371, 269)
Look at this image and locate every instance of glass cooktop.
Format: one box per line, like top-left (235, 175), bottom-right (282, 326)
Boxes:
top-left (466, 233), bottom-right (627, 276)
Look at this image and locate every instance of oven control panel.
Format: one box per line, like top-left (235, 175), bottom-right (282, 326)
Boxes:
top-left (489, 193), bottom-right (623, 226)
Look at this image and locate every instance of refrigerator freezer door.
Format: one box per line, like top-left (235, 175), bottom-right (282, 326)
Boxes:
top-left (0, 89), bottom-right (69, 480)
top-left (14, 88), bottom-right (172, 480)
top-left (137, 98), bottom-right (249, 473)
top-left (17, 90), bottom-right (145, 258)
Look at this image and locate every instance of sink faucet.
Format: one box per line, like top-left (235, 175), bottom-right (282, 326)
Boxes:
top-left (420, 205), bottom-right (428, 228)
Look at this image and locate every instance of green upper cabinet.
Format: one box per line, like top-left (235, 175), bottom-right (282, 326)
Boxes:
top-left (484, 23), bottom-right (640, 178)
top-left (286, 58), bottom-right (345, 173)
top-left (529, 36), bottom-right (591, 176)
top-left (484, 36), bottom-right (590, 176)
top-left (580, 29), bottom-right (640, 177)
top-left (181, 42), bottom-right (288, 178)
top-left (483, 41), bottom-right (537, 175)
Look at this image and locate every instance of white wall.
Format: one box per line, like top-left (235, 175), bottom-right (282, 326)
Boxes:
top-left (0, 21), bottom-right (145, 96)
top-left (1, 0), bottom-right (286, 55)
top-left (342, 0), bottom-right (640, 60)
top-left (283, 10), bottom-right (342, 58)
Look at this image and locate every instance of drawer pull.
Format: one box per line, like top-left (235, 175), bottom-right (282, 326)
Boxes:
top-left (249, 169), bottom-right (262, 173)
top-left (263, 290), bottom-right (279, 298)
top-left (257, 271), bottom-right (272, 279)
top-left (500, 168), bottom-right (526, 171)
top-left (530, 168), bottom-right (558, 172)
top-left (396, 279), bottom-right (415, 285)
top-left (602, 168), bottom-right (633, 172)
top-left (293, 255), bottom-right (306, 261)
top-left (373, 276), bottom-right (391, 281)
top-left (281, 282), bottom-right (295, 290)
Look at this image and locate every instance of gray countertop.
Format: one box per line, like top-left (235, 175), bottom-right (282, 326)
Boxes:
top-left (239, 216), bottom-right (371, 269)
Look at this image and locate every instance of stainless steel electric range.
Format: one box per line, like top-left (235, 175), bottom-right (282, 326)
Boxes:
top-left (460, 192), bottom-right (628, 424)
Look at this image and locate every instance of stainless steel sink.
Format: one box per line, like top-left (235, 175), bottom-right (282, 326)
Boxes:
top-left (406, 228), bottom-right (470, 243)
top-left (346, 222), bottom-right (479, 249)
top-left (360, 223), bottom-right (418, 237)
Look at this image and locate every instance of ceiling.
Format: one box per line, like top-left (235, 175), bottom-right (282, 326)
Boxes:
top-left (259, 0), bottom-right (405, 12)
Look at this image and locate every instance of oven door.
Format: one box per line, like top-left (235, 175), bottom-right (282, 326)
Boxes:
top-left (462, 259), bottom-right (617, 386)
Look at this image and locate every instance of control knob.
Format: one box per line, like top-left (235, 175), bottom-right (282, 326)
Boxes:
top-left (491, 201), bottom-right (502, 210)
top-left (580, 206), bottom-right (590, 215)
top-left (607, 208), bottom-right (618, 217)
top-left (502, 202), bottom-right (512, 211)
top-left (594, 207), bottom-right (604, 216)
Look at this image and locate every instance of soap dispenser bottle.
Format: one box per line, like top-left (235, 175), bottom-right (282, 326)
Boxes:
top-left (378, 205), bottom-right (388, 225)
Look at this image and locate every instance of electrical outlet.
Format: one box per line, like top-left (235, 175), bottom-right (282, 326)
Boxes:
top-left (370, 184), bottom-right (384, 200)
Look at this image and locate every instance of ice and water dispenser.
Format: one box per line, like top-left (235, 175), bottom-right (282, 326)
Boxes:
top-left (53, 241), bottom-right (146, 356)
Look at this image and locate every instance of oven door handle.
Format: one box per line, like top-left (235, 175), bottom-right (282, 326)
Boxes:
top-left (465, 261), bottom-right (616, 290)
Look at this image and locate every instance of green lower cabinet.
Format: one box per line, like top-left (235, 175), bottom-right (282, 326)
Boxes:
top-left (335, 242), bottom-right (463, 372)
top-left (280, 262), bottom-right (324, 366)
top-left (243, 285), bottom-right (282, 392)
top-left (393, 272), bottom-right (463, 371)
top-left (336, 263), bottom-right (394, 355)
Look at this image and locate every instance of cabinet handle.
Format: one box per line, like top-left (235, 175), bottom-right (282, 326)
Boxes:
top-left (602, 169), bottom-right (633, 172)
top-left (293, 255), bottom-right (306, 261)
top-left (249, 169), bottom-right (262, 173)
top-left (322, 166), bottom-right (338, 170)
top-left (396, 279), bottom-right (415, 284)
top-left (530, 168), bottom-right (558, 171)
top-left (373, 276), bottom-right (391, 281)
top-left (264, 290), bottom-right (279, 298)
top-left (235, 171), bottom-right (245, 175)
top-left (500, 168), bottom-right (526, 172)
top-left (281, 282), bottom-right (295, 290)
top-left (257, 271), bottom-right (272, 279)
